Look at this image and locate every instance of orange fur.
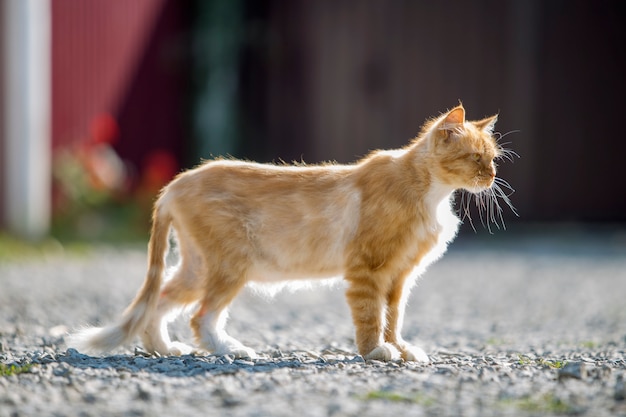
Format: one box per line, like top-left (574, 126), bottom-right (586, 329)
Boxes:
top-left (69, 105), bottom-right (506, 362)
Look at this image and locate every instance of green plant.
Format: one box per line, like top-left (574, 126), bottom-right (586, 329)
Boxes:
top-left (0, 233), bottom-right (91, 262)
top-left (0, 363), bottom-right (34, 377)
top-left (364, 390), bottom-right (434, 406)
top-left (517, 354), bottom-right (533, 366)
top-left (501, 393), bottom-right (575, 414)
top-left (485, 337), bottom-right (508, 346)
top-left (538, 358), bottom-right (566, 369)
top-left (580, 340), bottom-right (598, 349)
top-left (517, 355), bottom-right (566, 369)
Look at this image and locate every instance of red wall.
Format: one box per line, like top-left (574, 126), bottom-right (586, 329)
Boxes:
top-left (51, 0), bottom-right (190, 183)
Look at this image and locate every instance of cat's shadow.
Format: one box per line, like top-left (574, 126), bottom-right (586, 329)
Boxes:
top-left (57, 348), bottom-right (366, 377)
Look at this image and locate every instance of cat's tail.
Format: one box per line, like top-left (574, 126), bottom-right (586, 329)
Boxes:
top-left (68, 201), bottom-right (172, 354)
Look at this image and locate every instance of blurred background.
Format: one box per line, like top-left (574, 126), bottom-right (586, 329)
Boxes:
top-left (1, 0), bottom-right (625, 243)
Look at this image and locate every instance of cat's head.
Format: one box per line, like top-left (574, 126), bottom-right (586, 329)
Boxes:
top-left (426, 105), bottom-right (500, 193)
top-left (422, 104), bottom-right (518, 231)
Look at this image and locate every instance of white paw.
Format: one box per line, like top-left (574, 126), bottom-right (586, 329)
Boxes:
top-left (167, 342), bottom-right (195, 356)
top-left (364, 343), bottom-right (401, 361)
top-left (141, 336), bottom-right (195, 356)
top-left (211, 337), bottom-right (257, 359)
top-left (226, 346), bottom-right (257, 360)
top-left (401, 345), bottom-right (429, 363)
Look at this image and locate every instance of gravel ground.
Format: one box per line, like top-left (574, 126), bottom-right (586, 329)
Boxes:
top-left (1, 226), bottom-right (626, 417)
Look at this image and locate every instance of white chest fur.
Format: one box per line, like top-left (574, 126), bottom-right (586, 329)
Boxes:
top-left (410, 187), bottom-right (459, 279)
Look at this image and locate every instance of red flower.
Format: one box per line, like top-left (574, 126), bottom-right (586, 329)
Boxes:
top-left (142, 150), bottom-right (178, 192)
top-left (90, 113), bottom-right (120, 145)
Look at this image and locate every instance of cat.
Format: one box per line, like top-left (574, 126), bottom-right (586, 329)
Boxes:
top-left (69, 104), bottom-right (512, 363)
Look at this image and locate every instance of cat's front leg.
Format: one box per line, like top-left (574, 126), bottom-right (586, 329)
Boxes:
top-left (345, 275), bottom-right (403, 361)
top-left (394, 342), bottom-right (429, 363)
top-left (384, 275), bottom-right (429, 363)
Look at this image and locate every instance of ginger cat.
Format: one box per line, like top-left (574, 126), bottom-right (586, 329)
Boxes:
top-left (70, 104), bottom-right (511, 362)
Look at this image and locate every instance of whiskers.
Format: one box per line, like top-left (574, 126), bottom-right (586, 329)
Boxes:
top-left (459, 178), bottom-right (518, 233)
top-left (459, 127), bottom-right (521, 234)
top-left (457, 129), bottom-right (521, 233)
top-left (494, 130), bottom-right (521, 163)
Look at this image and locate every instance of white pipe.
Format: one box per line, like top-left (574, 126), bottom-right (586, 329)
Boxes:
top-left (2, 0), bottom-right (51, 240)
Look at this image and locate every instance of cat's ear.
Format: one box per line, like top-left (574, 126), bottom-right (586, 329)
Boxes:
top-left (438, 105), bottom-right (465, 132)
top-left (435, 106), bottom-right (465, 143)
top-left (473, 114), bottom-right (498, 134)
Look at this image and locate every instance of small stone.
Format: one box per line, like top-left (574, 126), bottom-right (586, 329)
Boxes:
top-left (213, 387), bottom-right (243, 407)
top-left (82, 393), bottom-right (97, 404)
top-left (134, 347), bottom-right (152, 357)
top-left (132, 357), bottom-right (150, 368)
top-left (558, 361), bottom-right (586, 380)
top-left (271, 350), bottom-right (284, 358)
top-left (38, 352), bottom-right (56, 364)
top-left (65, 348), bottom-right (87, 359)
top-left (136, 384), bottom-right (151, 401)
top-left (615, 374), bottom-right (626, 401)
top-left (219, 355), bottom-right (234, 365)
top-left (233, 359), bottom-right (254, 367)
top-left (436, 364), bottom-right (457, 375)
top-left (53, 366), bottom-right (70, 377)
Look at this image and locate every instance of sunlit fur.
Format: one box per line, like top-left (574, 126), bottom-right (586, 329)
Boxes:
top-left (69, 104), bottom-right (514, 363)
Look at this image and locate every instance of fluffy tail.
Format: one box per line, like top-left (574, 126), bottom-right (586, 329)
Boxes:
top-left (68, 202), bottom-right (172, 354)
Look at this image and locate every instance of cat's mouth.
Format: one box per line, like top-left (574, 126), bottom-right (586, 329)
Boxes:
top-left (464, 177), bottom-right (495, 194)
top-left (464, 185), bottom-right (491, 194)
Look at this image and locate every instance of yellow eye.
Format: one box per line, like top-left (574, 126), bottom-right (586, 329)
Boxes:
top-left (471, 153), bottom-right (481, 162)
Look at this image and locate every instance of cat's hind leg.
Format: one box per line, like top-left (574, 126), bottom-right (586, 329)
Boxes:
top-left (141, 264), bottom-right (200, 356)
top-left (141, 293), bottom-right (194, 356)
top-left (190, 276), bottom-right (256, 359)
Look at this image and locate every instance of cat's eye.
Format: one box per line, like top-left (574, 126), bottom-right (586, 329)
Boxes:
top-left (471, 153), bottom-right (481, 162)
